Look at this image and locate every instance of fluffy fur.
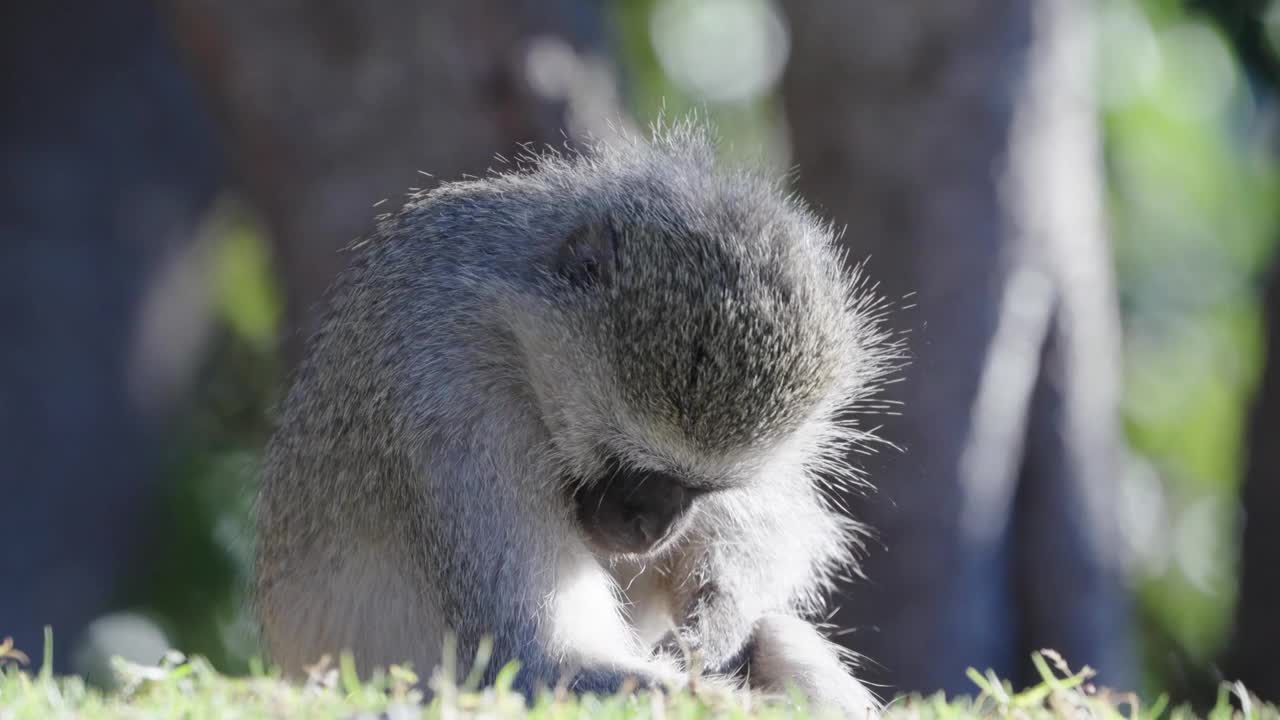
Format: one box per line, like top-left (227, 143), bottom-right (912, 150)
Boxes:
top-left (254, 121), bottom-right (898, 715)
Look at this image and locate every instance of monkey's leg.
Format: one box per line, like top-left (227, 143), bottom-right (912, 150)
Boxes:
top-left (747, 614), bottom-right (881, 719)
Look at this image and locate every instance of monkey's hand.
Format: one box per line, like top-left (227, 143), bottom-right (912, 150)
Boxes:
top-left (559, 660), bottom-right (681, 696)
top-left (656, 581), bottom-right (757, 677)
top-left (747, 614), bottom-right (881, 719)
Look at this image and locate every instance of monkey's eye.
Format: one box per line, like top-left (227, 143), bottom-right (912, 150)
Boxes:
top-left (556, 219), bottom-right (618, 290)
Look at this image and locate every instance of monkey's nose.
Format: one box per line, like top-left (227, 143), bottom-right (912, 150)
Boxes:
top-left (622, 503), bottom-right (670, 547)
top-left (632, 516), bottom-right (660, 546)
top-left (626, 489), bottom-right (693, 548)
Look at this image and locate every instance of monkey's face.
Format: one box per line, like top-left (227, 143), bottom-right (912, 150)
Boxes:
top-left (569, 456), bottom-right (713, 557)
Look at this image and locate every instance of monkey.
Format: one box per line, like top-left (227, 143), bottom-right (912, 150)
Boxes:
top-left (253, 121), bottom-right (898, 716)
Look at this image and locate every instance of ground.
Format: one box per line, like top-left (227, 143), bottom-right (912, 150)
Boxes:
top-left (0, 634), bottom-right (1274, 719)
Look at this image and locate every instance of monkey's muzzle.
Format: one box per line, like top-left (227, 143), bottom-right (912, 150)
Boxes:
top-left (571, 457), bottom-right (707, 557)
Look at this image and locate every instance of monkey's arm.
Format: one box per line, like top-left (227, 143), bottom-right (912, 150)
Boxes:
top-left (421, 442), bottom-right (687, 698)
top-left (663, 480), bottom-right (853, 675)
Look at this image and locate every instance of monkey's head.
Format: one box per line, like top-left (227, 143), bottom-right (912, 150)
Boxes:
top-left (491, 125), bottom-right (896, 559)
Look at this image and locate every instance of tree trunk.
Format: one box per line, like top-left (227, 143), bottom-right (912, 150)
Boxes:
top-left (780, 0), bottom-right (1134, 694)
top-left (161, 0), bottom-right (626, 366)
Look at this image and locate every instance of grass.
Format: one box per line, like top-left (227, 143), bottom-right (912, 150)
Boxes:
top-left (0, 631), bottom-right (1275, 720)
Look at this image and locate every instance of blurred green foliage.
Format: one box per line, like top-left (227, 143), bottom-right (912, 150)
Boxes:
top-left (123, 207), bottom-right (281, 675)
top-left (122, 0), bottom-right (1280, 703)
top-left (1098, 0), bottom-right (1279, 696)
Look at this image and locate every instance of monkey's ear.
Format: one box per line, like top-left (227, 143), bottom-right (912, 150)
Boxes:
top-left (556, 219), bottom-right (618, 290)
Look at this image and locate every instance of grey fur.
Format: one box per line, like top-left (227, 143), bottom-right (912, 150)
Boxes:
top-left (254, 120), bottom-right (898, 714)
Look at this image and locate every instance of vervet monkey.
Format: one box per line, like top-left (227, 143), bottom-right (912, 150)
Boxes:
top-left (255, 122), bottom-right (897, 716)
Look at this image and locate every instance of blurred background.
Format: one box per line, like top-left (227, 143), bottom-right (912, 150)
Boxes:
top-left (3, 0), bottom-right (1279, 708)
